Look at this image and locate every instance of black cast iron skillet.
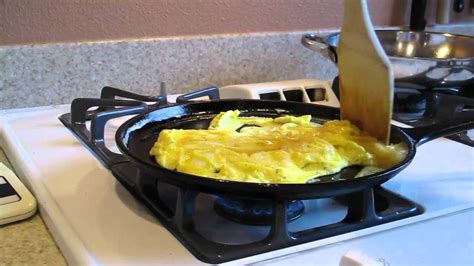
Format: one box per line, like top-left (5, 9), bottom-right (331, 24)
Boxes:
top-left (115, 88), bottom-right (474, 200)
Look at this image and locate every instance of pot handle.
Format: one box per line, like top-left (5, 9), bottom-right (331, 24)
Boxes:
top-left (301, 33), bottom-right (338, 63)
top-left (401, 119), bottom-right (474, 146)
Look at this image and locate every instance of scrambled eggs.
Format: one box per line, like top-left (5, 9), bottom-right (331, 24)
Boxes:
top-left (149, 110), bottom-right (407, 184)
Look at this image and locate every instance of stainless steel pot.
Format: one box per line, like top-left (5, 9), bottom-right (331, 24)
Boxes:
top-left (302, 30), bottom-right (474, 89)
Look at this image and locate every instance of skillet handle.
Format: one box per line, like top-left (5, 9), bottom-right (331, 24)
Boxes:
top-left (401, 119), bottom-right (474, 146)
top-left (176, 87), bottom-right (220, 103)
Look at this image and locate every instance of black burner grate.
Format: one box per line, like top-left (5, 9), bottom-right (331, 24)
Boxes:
top-left (59, 86), bottom-right (424, 264)
top-left (392, 89), bottom-right (474, 147)
top-left (330, 76), bottom-right (474, 147)
top-left (110, 161), bottom-right (424, 263)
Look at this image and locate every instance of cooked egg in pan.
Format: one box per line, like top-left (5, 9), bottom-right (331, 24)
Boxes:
top-left (149, 110), bottom-right (407, 184)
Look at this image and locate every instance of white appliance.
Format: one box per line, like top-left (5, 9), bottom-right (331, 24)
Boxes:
top-left (0, 80), bottom-right (473, 265)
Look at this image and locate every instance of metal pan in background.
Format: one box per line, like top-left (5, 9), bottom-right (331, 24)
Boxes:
top-left (302, 30), bottom-right (474, 89)
top-left (111, 87), bottom-right (474, 200)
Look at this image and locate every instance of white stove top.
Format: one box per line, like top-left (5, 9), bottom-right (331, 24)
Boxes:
top-left (1, 104), bottom-right (473, 265)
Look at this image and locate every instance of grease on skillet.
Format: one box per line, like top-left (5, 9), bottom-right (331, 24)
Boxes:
top-left (149, 110), bottom-right (408, 184)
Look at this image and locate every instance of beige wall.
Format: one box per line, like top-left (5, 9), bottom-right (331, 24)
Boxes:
top-left (0, 0), bottom-right (472, 46)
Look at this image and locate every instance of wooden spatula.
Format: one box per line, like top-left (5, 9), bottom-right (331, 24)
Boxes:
top-left (338, 0), bottom-right (394, 144)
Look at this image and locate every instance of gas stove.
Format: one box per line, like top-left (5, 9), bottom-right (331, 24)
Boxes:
top-left (0, 81), bottom-right (473, 265)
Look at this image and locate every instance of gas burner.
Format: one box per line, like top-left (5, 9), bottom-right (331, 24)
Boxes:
top-left (396, 94), bottom-right (427, 113)
top-left (111, 161), bottom-right (423, 263)
top-left (57, 86), bottom-right (425, 263)
top-left (330, 76), bottom-right (474, 146)
top-left (393, 89), bottom-right (427, 113)
top-left (392, 88), bottom-right (474, 147)
top-left (214, 198), bottom-right (305, 225)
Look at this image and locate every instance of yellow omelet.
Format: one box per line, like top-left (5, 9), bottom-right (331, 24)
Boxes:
top-left (149, 110), bottom-right (408, 184)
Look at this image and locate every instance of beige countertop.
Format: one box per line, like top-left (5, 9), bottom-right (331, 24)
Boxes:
top-left (0, 149), bottom-right (67, 265)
